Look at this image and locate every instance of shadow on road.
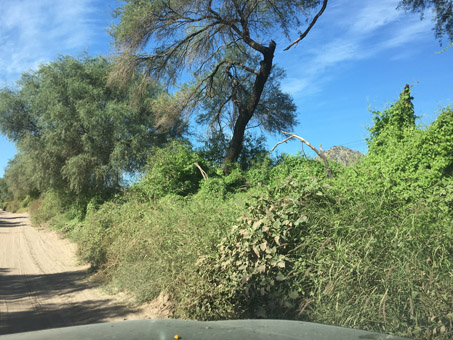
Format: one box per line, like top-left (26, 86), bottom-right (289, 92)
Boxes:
top-left (0, 216), bottom-right (27, 220)
top-left (0, 270), bottom-right (137, 335)
top-left (0, 220), bottom-right (25, 228)
top-left (0, 214), bottom-right (28, 228)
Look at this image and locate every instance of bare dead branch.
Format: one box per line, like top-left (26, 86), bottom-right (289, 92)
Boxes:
top-left (194, 162), bottom-right (208, 180)
top-left (269, 135), bottom-right (293, 152)
top-left (284, 0), bottom-right (328, 51)
top-left (271, 130), bottom-right (332, 178)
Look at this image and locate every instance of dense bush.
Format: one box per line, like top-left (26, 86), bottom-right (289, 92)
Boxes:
top-left (0, 178), bottom-right (12, 208)
top-left (198, 131), bottom-right (268, 170)
top-left (5, 200), bottom-right (20, 213)
top-left (23, 89), bottom-right (453, 340)
top-left (133, 141), bottom-right (210, 199)
top-left (184, 170), bottom-right (452, 338)
top-left (69, 193), bottom-right (249, 302)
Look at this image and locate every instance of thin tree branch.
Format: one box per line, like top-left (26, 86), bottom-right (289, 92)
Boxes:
top-left (194, 162), bottom-right (208, 180)
top-left (245, 124), bottom-right (261, 130)
top-left (232, 62), bottom-right (260, 75)
top-left (210, 94), bottom-right (233, 129)
top-left (269, 136), bottom-right (293, 152)
top-left (284, 0), bottom-right (328, 51)
top-left (142, 20), bottom-right (223, 79)
top-left (271, 131), bottom-right (332, 178)
top-left (228, 23), bottom-right (267, 54)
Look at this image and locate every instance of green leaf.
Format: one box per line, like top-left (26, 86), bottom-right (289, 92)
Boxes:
top-left (252, 247), bottom-right (260, 257)
top-left (257, 264), bottom-right (266, 273)
top-left (276, 273), bottom-right (286, 281)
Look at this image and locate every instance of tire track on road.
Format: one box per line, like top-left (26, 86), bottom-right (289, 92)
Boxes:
top-left (0, 210), bottom-right (167, 336)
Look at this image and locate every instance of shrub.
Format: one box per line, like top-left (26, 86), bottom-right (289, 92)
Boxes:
top-left (30, 191), bottom-right (65, 227)
top-left (269, 154), bottom-right (328, 186)
top-left (133, 141), bottom-right (209, 199)
top-left (196, 178), bottom-right (228, 200)
top-left (186, 172), bottom-right (452, 339)
top-left (5, 200), bottom-right (20, 213)
top-left (70, 192), bottom-right (249, 305)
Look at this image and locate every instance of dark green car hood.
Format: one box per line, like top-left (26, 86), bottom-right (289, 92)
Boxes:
top-left (0, 319), bottom-right (412, 340)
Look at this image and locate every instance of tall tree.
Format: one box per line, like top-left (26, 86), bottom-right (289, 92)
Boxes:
top-left (111, 0), bottom-right (327, 173)
top-left (0, 177), bottom-right (13, 203)
top-left (2, 153), bottom-right (39, 201)
top-left (0, 55), bottom-right (185, 197)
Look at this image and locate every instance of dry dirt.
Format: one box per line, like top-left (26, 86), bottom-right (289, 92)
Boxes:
top-left (0, 210), bottom-right (170, 336)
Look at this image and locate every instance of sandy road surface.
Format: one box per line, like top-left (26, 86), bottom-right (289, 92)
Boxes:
top-left (0, 210), bottom-right (169, 336)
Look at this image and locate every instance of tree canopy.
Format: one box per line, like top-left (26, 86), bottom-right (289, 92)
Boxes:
top-left (0, 55), bottom-right (185, 198)
top-left (111, 0), bottom-right (327, 172)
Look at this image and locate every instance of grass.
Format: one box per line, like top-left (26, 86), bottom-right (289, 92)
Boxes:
top-left (28, 154), bottom-right (453, 339)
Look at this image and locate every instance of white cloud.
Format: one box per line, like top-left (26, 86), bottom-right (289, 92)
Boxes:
top-left (0, 0), bottom-right (104, 84)
top-left (281, 78), bottom-right (310, 95)
top-left (309, 39), bottom-right (360, 72)
top-left (350, 0), bottom-right (402, 34)
top-left (379, 17), bottom-right (432, 50)
top-left (281, 0), bottom-right (434, 97)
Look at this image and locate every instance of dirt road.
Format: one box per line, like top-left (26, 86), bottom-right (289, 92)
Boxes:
top-left (0, 210), bottom-right (169, 336)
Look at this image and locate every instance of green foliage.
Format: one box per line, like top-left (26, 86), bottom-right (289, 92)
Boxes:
top-left (29, 189), bottom-right (96, 232)
top-left (185, 172), bottom-right (452, 338)
top-left (362, 105), bottom-right (453, 205)
top-left (196, 178), bottom-right (229, 200)
top-left (30, 191), bottom-right (67, 227)
top-left (111, 0), bottom-right (312, 166)
top-left (242, 153), bottom-right (329, 190)
top-left (70, 193), bottom-right (246, 302)
top-left (0, 55), bottom-right (181, 199)
top-left (2, 153), bottom-right (40, 200)
top-left (245, 156), bottom-right (275, 186)
top-left (198, 131), bottom-right (268, 170)
top-left (425, 106), bottom-right (453, 177)
top-left (188, 176), bottom-right (331, 320)
top-left (0, 178), bottom-right (12, 208)
top-left (20, 82), bottom-right (452, 340)
top-left (368, 84), bottom-right (417, 149)
top-left (133, 141), bottom-right (209, 199)
top-left (195, 166), bottom-right (248, 200)
top-left (70, 200), bottom-right (119, 269)
top-left (269, 154), bottom-right (328, 186)
top-left (4, 200), bottom-right (20, 213)
top-left (398, 0), bottom-right (453, 42)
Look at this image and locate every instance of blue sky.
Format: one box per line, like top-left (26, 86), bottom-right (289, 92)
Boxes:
top-left (0, 0), bottom-right (452, 177)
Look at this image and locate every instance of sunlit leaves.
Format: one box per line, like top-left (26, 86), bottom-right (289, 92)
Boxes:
top-left (0, 55), bottom-right (179, 197)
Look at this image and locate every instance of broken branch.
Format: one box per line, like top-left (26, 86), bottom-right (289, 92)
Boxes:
top-left (194, 162), bottom-right (208, 180)
top-left (270, 130), bottom-right (333, 178)
top-left (284, 0), bottom-right (328, 51)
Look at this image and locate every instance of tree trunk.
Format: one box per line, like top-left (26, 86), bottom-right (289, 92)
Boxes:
top-left (222, 107), bottom-right (253, 174)
top-left (222, 40), bottom-right (276, 174)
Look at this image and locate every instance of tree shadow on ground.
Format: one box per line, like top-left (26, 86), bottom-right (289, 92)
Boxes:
top-left (0, 213), bottom-right (28, 228)
top-left (0, 220), bottom-right (25, 228)
top-left (0, 269), bottom-right (137, 335)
